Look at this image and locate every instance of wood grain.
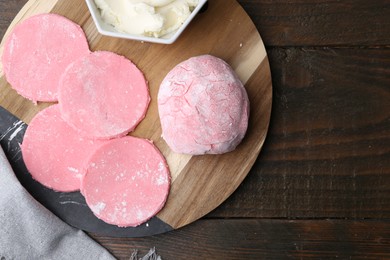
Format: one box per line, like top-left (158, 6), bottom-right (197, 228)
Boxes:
top-left (91, 219), bottom-right (390, 260)
top-left (0, 0), bottom-right (27, 39)
top-left (238, 0), bottom-right (390, 46)
top-left (0, 0), bottom-right (272, 231)
top-left (1, 0), bottom-right (389, 259)
top-left (2, 1), bottom-right (390, 47)
top-left (210, 47), bottom-right (390, 218)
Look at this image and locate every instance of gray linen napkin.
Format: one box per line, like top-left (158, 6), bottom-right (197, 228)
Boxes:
top-left (0, 146), bottom-right (115, 260)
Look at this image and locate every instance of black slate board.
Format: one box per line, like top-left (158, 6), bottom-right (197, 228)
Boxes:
top-left (0, 106), bottom-right (173, 237)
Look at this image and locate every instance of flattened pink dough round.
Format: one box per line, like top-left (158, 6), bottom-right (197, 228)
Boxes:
top-left (82, 136), bottom-right (170, 227)
top-left (21, 105), bottom-right (107, 192)
top-left (58, 51), bottom-right (150, 139)
top-left (1, 14), bottom-right (90, 102)
top-left (158, 55), bottom-right (250, 155)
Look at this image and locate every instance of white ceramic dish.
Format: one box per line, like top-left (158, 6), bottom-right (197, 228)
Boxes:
top-left (85, 0), bottom-right (208, 44)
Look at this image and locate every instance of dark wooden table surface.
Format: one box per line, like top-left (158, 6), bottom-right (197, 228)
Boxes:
top-left (1, 0), bottom-right (389, 259)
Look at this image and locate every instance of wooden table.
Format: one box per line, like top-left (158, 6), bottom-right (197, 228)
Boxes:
top-left (1, 0), bottom-right (389, 259)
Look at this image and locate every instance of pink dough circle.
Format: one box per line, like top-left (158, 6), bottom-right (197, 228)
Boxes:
top-left (58, 51), bottom-right (150, 139)
top-left (1, 13), bottom-right (90, 102)
top-left (158, 54), bottom-right (250, 155)
top-left (21, 105), bottom-right (107, 192)
top-left (82, 136), bottom-right (170, 227)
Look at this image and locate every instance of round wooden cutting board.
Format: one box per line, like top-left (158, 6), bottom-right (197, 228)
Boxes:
top-left (0, 0), bottom-right (272, 237)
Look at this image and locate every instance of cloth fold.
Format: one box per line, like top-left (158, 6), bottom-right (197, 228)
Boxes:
top-left (0, 146), bottom-right (115, 260)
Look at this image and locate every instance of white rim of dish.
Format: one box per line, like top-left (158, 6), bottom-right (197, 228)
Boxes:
top-left (85, 0), bottom-right (208, 44)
